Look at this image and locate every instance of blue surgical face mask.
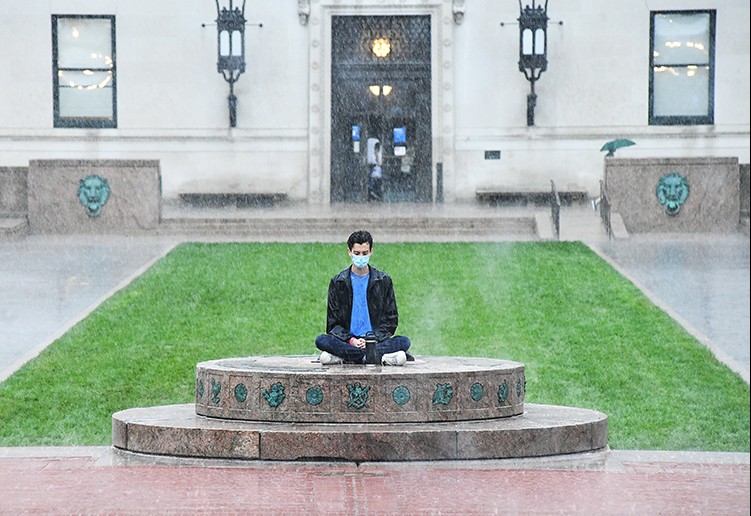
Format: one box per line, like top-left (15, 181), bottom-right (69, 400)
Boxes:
top-left (351, 254), bottom-right (370, 269)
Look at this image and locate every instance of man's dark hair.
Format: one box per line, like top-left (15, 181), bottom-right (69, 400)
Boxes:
top-left (347, 230), bottom-right (373, 250)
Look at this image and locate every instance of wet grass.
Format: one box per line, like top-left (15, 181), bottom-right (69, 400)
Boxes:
top-left (0, 241), bottom-right (748, 451)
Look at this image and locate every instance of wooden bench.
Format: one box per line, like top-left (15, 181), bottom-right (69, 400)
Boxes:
top-left (476, 188), bottom-right (588, 207)
top-left (179, 193), bottom-right (288, 208)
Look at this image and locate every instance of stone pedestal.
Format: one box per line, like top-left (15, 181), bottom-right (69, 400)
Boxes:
top-left (112, 355), bottom-right (609, 462)
top-left (27, 160), bottom-right (161, 234)
top-left (604, 157), bottom-right (740, 233)
top-left (113, 402), bottom-right (608, 462)
top-left (195, 356), bottom-right (525, 423)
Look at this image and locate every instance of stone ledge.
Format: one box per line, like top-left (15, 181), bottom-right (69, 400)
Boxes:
top-left (610, 213), bottom-right (630, 239)
top-left (179, 193), bottom-right (288, 208)
top-left (476, 189), bottom-right (588, 207)
top-left (112, 403), bottom-right (608, 462)
top-left (195, 355), bottom-right (526, 423)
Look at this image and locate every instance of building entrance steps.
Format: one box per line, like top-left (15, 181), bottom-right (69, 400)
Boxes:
top-left (1, 200), bottom-right (610, 242)
top-left (159, 201), bottom-right (545, 241)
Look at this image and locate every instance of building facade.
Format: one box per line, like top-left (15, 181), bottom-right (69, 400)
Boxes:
top-left (0, 0), bottom-right (748, 204)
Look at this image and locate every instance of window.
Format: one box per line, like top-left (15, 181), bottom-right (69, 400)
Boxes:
top-left (52, 15), bottom-right (116, 128)
top-left (649, 10), bottom-right (715, 125)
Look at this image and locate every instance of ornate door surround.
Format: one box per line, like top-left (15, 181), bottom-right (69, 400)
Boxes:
top-left (301, 0), bottom-right (459, 204)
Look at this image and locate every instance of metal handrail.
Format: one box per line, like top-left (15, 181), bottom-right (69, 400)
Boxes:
top-left (599, 179), bottom-right (612, 239)
top-left (550, 179), bottom-right (561, 240)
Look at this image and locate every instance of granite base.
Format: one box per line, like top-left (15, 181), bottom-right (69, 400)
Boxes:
top-left (113, 403), bottom-right (608, 462)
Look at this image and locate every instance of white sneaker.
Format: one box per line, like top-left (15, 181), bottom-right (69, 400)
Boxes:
top-left (381, 350), bottom-right (407, 366)
top-left (319, 351), bottom-right (343, 365)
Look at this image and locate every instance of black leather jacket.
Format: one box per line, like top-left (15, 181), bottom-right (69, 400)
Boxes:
top-left (326, 265), bottom-right (399, 343)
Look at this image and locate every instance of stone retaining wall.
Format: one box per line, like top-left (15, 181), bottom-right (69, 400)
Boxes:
top-left (604, 157), bottom-right (740, 233)
top-left (27, 160), bottom-right (161, 234)
top-left (740, 163), bottom-right (750, 220)
top-left (0, 167), bottom-right (27, 217)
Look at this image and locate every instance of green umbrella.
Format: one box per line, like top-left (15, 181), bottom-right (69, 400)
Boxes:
top-left (600, 138), bottom-right (636, 157)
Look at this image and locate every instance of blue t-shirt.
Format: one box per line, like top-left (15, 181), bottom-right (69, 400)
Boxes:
top-left (349, 272), bottom-right (372, 337)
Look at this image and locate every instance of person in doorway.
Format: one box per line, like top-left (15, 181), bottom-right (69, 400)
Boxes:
top-left (315, 230), bottom-right (412, 365)
top-left (367, 139), bottom-right (383, 201)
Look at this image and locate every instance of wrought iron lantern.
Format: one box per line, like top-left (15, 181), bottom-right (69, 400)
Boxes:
top-left (518, 0), bottom-right (549, 126)
top-left (215, 0), bottom-right (246, 127)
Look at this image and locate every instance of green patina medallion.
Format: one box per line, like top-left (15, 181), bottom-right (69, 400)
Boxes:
top-left (306, 386), bottom-right (324, 406)
top-left (263, 382), bottom-right (286, 408)
top-left (498, 379), bottom-right (509, 403)
top-left (210, 378), bottom-right (221, 404)
top-left (77, 175), bottom-right (110, 217)
top-left (470, 382), bottom-right (484, 401)
top-left (234, 383), bottom-right (248, 402)
top-left (656, 172), bottom-right (689, 216)
top-left (432, 383), bottom-right (453, 405)
top-left (347, 382), bottom-right (370, 409)
top-left (392, 385), bottom-right (411, 405)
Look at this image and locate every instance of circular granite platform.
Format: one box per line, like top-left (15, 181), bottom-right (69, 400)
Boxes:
top-left (112, 403), bottom-right (608, 461)
top-left (194, 355), bottom-right (526, 423)
top-left (113, 355), bottom-right (608, 462)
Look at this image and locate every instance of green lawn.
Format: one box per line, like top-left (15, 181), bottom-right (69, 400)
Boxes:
top-left (0, 242), bottom-right (748, 451)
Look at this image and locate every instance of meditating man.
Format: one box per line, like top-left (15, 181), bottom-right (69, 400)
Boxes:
top-left (315, 230), bottom-right (412, 366)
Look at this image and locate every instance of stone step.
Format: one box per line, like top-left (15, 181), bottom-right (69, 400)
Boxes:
top-left (113, 402), bottom-right (608, 462)
top-left (156, 215), bottom-right (539, 238)
top-left (112, 355), bottom-right (609, 462)
top-left (1, 213), bottom-right (544, 240)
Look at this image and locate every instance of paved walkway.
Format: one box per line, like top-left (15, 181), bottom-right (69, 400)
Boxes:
top-left (592, 233), bottom-right (750, 383)
top-left (0, 446), bottom-right (748, 514)
top-left (0, 205), bottom-right (748, 514)
top-left (0, 235), bottom-right (178, 382)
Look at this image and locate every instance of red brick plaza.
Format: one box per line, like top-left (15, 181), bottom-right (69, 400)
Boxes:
top-left (0, 447), bottom-right (747, 514)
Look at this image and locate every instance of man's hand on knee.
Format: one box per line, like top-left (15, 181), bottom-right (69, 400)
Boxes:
top-left (349, 337), bottom-right (366, 348)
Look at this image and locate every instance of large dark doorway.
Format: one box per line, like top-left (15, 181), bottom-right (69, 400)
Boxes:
top-left (331, 16), bottom-right (432, 203)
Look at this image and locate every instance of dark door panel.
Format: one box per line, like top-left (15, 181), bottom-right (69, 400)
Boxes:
top-left (331, 16), bottom-right (431, 203)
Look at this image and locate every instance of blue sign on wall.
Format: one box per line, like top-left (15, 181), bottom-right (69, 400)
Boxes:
top-left (393, 127), bottom-right (406, 144)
